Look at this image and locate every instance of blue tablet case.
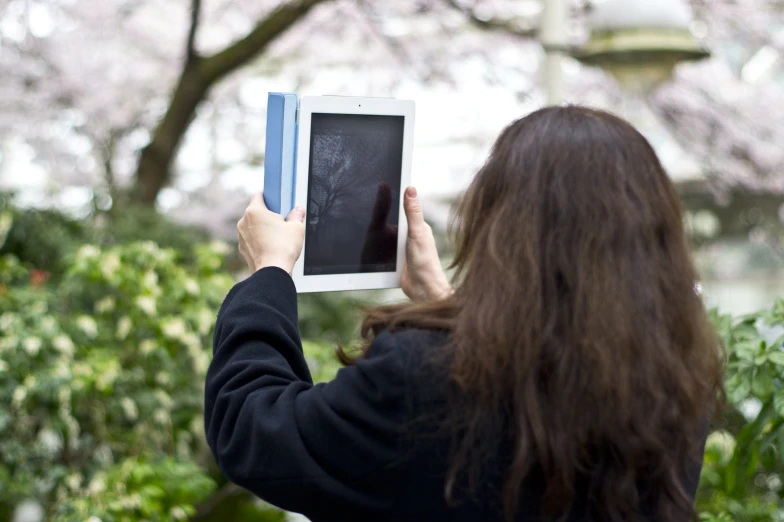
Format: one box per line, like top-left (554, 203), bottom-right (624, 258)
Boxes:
top-left (264, 93), bottom-right (298, 215)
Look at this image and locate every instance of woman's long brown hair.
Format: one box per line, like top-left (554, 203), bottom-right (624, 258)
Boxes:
top-left (342, 106), bottom-right (724, 522)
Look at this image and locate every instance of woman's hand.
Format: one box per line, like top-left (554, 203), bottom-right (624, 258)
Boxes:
top-left (237, 192), bottom-right (305, 274)
top-left (402, 186), bottom-right (453, 302)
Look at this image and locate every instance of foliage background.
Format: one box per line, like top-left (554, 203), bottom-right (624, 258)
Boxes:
top-left (0, 202), bottom-right (363, 522)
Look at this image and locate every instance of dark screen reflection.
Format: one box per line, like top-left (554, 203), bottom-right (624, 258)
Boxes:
top-left (304, 113), bottom-right (404, 275)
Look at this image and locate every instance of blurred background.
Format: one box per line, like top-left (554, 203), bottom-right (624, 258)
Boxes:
top-left (1, 1), bottom-right (783, 521)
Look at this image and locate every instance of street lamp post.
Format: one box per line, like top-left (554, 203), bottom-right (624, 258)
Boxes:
top-left (573, 0), bottom-right (709, 95)
top-left (541, 0), bottom-right (569, 105)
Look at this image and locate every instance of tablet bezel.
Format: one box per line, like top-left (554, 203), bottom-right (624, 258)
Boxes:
top-left (291, 95), bottom-right (415, 293)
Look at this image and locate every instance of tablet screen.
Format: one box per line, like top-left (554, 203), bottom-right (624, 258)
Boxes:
top-left (304, 113), bottom-right (404, 276)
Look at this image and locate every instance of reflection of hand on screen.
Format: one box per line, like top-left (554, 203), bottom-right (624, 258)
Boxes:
top-left (360, 182), bottom-right (398, 270)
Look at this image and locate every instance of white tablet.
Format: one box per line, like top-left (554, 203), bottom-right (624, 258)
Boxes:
top-left (291, 96), bottom-right (415, 293)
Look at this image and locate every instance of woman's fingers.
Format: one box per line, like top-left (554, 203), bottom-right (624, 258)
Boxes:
top-left (238, 194), bottom-right (305, 274)
top-left (285, 206), bottom-right (306, 223)
top-left (403, 186), bottom-right (428, 240)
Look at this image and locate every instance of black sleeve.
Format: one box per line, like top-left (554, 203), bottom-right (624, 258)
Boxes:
top-left (204, 267), bottom-right (409, 521)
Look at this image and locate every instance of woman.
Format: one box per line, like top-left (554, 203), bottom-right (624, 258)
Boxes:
top-left (204, 106), bottom-right (724, 522)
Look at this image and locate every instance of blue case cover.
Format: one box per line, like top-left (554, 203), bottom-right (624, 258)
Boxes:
top-left (263, 92), bottom-right (298, 215)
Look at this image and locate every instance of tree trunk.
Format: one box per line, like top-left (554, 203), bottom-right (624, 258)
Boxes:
top-left (132, 0), bottom-right (332, 206)
top-left (135, 63), bottom-right (208, 205)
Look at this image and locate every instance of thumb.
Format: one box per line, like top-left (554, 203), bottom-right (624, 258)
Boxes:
top-left (286, 206), bottom-right (306, 223)
top-left (252, 191), bottom-right (267, 209)
top-left (403, 186), bottom-right (425, 237)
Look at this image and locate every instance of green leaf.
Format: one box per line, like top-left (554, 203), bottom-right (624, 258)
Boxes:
top-left (733, 340), bottom-right (761, 362)
top-left (732, 322), bottom-right (760, 342)
top-left (726, 373), bottom-right (751, 404)
top-left (773, 387), bottom-right (784, 417)
top-left (768, 349), bottom-right (784, 366)
top-left (770, 299), bottom-right (784, 325)
top-left (751, 366), bottom-right (774, 398)
top-left (140, 484), bottom-right (166, 499)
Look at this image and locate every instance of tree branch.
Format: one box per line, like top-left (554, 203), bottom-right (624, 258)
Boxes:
top-left (186, 0), bottom-right (202, 63)
top-left (355, 0), bottom-right (415, 71)
top-left (442, 0), bottom-right (538, 40)
top-left (133, 0), bottom-right (332, 205)
top-left (201, 0), bottom-right (332, 83)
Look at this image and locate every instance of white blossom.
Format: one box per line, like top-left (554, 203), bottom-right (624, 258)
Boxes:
top-left (119, 397), bottom-right (138, 421)
top-left (3, 0), bottom-right (782, 236)
top-left (76, 316), bottom-right (99, 338)
top-left (93, 444), bottom-right (114, 466)
top-left (139, 339), bottom-right (157, 355)
top-left (39, 316), bottom-right (57, 334)
top-left (23, 337), bottom-right (42, 356)
top-left (61, 413), bottom-right (81, 450)
top-left (10, 499), bottom-right (44, 522)
top-left (170, 506), bottom-right (188, 520)
top-left (143, 270), bottom-right (159, 289)
top-left (0, 312), bottom-right (19, 330)
top-left (87, 475), bottom-right (107, 495)
top-left (706, 430), bottom-right (736, 461)
top-left (76, 245), bottom-right (101, 261)
top-left (184, 278), bottom-right (200, 295)
top-left (135, 295), bottom-right (157, 316)
top-left (0, 212), bottom-right (12, 244)
top-left (116, 316), bottom-right (132, 340)
top-left (161, 317), bottom-right (187, 340)
top-left (153, 409), bottom-right (170, 424)
top-left (37, 428), bottom-right (64, 455)
top-left (117, 493), bottom-right (142, 509)
top-left (196, 308), bottom-right (214, 335)
top-left (182, 332), bottom-right (201, 349)
top-left (0, 360), bottom-right (7, 372)
top-left (95, 364), bottom-right (119, 391)
top-left (155, 371), bottom-right (172, 386)
top-left (190, 415), bottom-right (204, 436)
top-left (194, 351), bottom-right (210, 375)
top-left (65, 473), bottom-right (82, 492)
top-left (154, 389), bottom-right (173, 409)
top-left (52, 334), bottom-right (75, 356)
top-left (95, 296), bottom-right (116, 314)
top-left (52, 360), bottom-right (72, 379)
top-left (140, 241), bottom-right (159, 254)
top-left (209, 240), bottom-right (231, 255)
top-left (12, 386), bottom-right (27, 406)
top-left (189, 344), bottom-right (210, 375)
top-left (57, 386), bottom-right (72, 409)
top-left (99, 253), bottom-right (121, 279)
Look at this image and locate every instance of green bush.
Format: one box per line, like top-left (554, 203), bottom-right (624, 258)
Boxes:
top-left (0, 196), bottom-right (214, 281)
top-left (0, 204), bottom-right (354, 522)
top-left (698, 302), bottom-right (784, 521)
top-left (0, 239), bottom-right (235, 521)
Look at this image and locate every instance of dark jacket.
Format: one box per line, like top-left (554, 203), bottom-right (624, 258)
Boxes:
top-left (204, 267), bottom-right (705, 522)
